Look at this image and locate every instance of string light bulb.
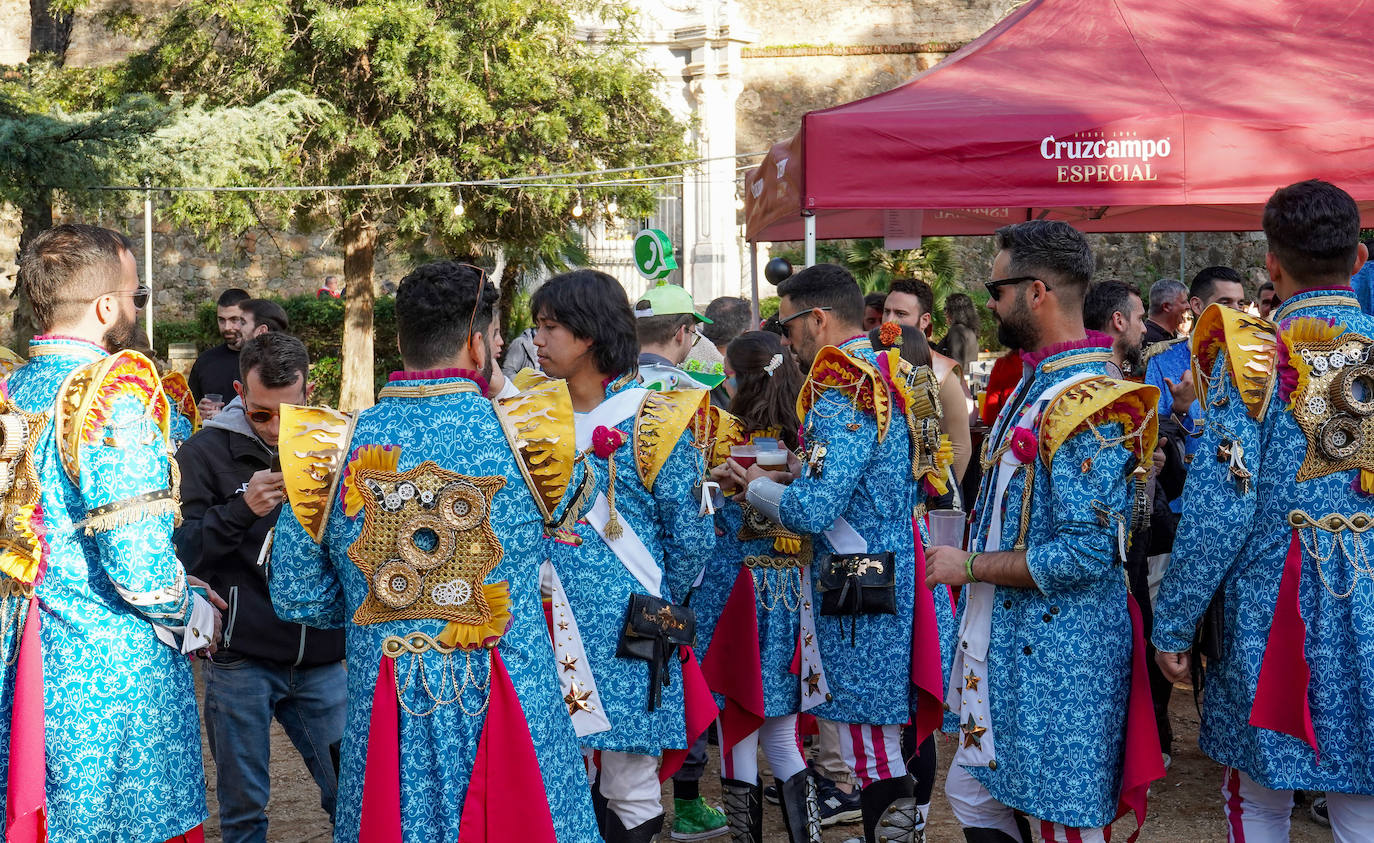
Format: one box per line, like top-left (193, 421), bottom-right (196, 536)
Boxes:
top-left (607, 199), bottom-right (619, 215)
top-left (572, 197), bottom-right (584, 218)
top-left (453, 192), bottom-right (465, 216)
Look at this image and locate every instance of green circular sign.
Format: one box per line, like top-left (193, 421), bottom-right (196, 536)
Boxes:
top-left (634, 228), bottom-right (678, 280)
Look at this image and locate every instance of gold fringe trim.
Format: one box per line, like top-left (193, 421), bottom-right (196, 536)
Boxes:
top-left (83, 495), bottom-right (181, 534)
top-left (605, 457), bottom-right (624, 540)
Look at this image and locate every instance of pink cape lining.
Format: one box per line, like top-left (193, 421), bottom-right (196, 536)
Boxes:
top-left (1115, 593), bottom-right (1166, 842)
top-left (910, 525), bottom-right (948, 745)
top-left (659, 647), bottom-right (717, 782)
top-left (5, 598), bottom-right (44, 843)
top-left (1249, 530), bottom-right (1319, 754)
top-left (700, 568), bottom-right (765, 754)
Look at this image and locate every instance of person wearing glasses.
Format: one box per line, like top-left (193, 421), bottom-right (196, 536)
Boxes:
top-left (173, 332), bottom-right (346, 843)
top-left (267, 261), bottom-right (600, 841)
top-left (0, 224), bottom-right (223, 842)
top-left (737, 264), bottom-right (947, 843)
top-left (924, 221), bottom-right (1163, 843)
top-left (532, 269), bottom-right (717, 843)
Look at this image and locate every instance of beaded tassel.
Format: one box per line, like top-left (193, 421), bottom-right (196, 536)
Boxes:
top-left (605, 457), bottom-right (623, 540)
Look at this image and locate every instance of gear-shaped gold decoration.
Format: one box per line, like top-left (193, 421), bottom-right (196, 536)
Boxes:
top-left (348, 461), bottom-right (511, 649)
top-left (1283, 320), bottom-right (1374, 482)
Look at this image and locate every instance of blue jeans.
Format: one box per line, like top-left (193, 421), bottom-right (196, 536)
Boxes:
top-left (203, 656), bottom-right (348, 843)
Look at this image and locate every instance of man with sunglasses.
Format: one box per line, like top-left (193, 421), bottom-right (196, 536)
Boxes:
top-left (0, 224), bottom-right (222, 842)
top-left (924, 220), bottom-right (1163, 843)
top-left (173, 332), bottom-right (346, 843)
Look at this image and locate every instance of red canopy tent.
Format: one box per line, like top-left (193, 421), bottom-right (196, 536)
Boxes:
top-left (744, 0), bottom-right (1374, 247)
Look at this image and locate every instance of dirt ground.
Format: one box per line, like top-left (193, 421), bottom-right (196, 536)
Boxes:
top-left (197, 668), bottom-right (1333, 843)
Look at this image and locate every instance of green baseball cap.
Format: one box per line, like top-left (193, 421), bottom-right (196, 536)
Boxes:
top-left (634, 283), bottom-right (712, 323)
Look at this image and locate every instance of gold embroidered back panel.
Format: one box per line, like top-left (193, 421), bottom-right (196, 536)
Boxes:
top-left (347, 460), bottom-right (508, 632)
top-left (1283, 320), bottom-right (1374, 482)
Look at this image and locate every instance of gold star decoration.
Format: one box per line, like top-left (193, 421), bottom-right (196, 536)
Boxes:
top-left (564, 681), bottom-right (594, 715)
top-left (559, 655), bottom-right (579, 673)
top-left (961, 713), bottom-right (987, 750)
top-left (964, 670), bottom-right (981, 692)
top-left (804, 632), bottom-right (814, 647)
top-left (804, 668), bottom-right (822, 696)
top-left (557, 620), bottom-right (569, 631)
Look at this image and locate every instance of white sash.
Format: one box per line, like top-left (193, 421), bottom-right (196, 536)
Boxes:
top-left (796, 566), bottom-right (831, 711)
top-left (948, 370), bottom-right (1097, 768)
top-left (573, 388), bottom-right (648, 451)
top-left (541, 561), bottom-right (612, 736)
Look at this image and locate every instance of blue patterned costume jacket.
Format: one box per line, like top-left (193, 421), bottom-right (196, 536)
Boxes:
top-left (1153, 290), bottom-right (1374, 794)
top-left (269, 374), bottom-right (600, 842)
top-left (693, 499), bottom-right (803, 717)
top-left (964, 340), bottom-right (1143, 828)
top-left (0, 337), bottom-right (207, 842)
top-left (547, 378), bottom-right (715, 754)
top-left (768, 337), bottom-right (924, 726)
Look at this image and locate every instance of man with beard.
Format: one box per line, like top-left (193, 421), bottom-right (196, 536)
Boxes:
top-left (925, 220), bottom-right (1163, 842)
top-left (1082, 279), bottom-right (1146, 377)
top-left (737, 263), bottom-right (948, 842)
top-left (190, 287), bottom-right (250, 420)
top-left (0, 224), bottom-right (223, 842)
top-left (268, 260), bottom-right (599, 841)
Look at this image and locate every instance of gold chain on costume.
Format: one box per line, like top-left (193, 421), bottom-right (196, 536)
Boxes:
top-left (386, 632), bottom-right (492, 717)
top-left (748, 564), bottom-right (803, 612)
top-left (0, 580), bottom-right (31, 667)
top-left (1288, 510), bottom-right (1374, 599)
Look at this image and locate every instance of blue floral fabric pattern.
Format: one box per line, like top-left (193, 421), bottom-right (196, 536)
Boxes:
top-left (268, 376), bottom-right (600, 843)
top-left (693, 500), bottom-right (803, 717)
top-left (1153, 290), bottom-right (1374, 794)
top-left (546, 379), bottom-right (716, 754)
top-left (0, 337), bottom-right (207, 842)
top-left (775, 338), bottom-right (923, 726)
top-left (965, 345), bottom-right (1135, 828)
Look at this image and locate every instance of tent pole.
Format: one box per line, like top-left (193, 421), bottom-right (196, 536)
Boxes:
top-left (144, 186), bottom-right (154, 348)
top-left (1178, 232), bottom-right (1186, 281)
top-left (804, 212), bottom-right (816, 267)
top-left (749, 241), bottom-right (760, 325)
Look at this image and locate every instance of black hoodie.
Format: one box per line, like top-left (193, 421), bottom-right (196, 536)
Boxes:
top-left (173, 399), bottom-right (344, 667)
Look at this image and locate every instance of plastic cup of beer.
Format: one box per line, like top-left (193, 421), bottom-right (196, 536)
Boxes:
top-left (755, 442), bottom-right (788, 469)
top-left (927, 509), bottom-right (966, 550)
top-left (730, 445), bottom-right (758, 469)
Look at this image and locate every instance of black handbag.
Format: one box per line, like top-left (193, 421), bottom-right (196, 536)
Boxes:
top-left (816, 552), bottom-right (897, 617)
top-left (615, 593), bottom-right (696, 711)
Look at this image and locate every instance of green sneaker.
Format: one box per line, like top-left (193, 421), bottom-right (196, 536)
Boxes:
top-left (670, 796), bottom-right (729, 840)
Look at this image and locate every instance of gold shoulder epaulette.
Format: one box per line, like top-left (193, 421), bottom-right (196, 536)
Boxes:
top-left (634, 389), bottom-right (708, 491)
top-left (1141, 333), bottom-right (1187, 367)
top-left (55, 350), bottom-right (170, 484)
top-left (797, 345), bottom-right (892, 442)
top-left (689, 404), bottom-right (747, 468)
top-left (1192, 304), bottom-right (1278, 421)
top-left (0, 347), bottom-right (24, 381)
top-left (280, 404), bottom-right (355, 541)
top-left (493, 373), bottom-right (576, 523)
top-left (159, 371), bottom-right (201, 433)
top-left (0, 386), bottom-right (47, 584)
top-left (1040, 376), bottom-right (1160, 468)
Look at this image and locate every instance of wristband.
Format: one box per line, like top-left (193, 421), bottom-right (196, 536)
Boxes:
top-left (964, 553), bottom-right (980, 584)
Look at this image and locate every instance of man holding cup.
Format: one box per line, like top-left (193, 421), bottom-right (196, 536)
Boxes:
top-left (737, 263), bottom-right (948, 842)
top-left (924, 221), bottom-right (1162, 842)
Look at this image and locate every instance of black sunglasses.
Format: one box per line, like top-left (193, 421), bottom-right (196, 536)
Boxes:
top-left (984, 276), bottom-right (1052, 299)
top-left (777, 306), bottom-right (832, 333)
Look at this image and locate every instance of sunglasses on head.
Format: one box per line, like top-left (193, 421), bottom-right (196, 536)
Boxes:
top-left (461, 263), bottom-right (489, 341)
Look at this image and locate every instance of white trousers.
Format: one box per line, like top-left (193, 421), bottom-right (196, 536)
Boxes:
top-left (1222, 767), bottom-right (1374, 843)
top-left (596, 750), bottom-right (662, 829)
top-left (945, 763), bottom-right (1107, 842)
top-left (720, 715), bottom-right (809, 784)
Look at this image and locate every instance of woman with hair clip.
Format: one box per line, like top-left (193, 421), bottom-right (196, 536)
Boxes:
top-left (870, 321), bottom-right (958, 841)
top-left (693, 331), bottom-right (822, 843)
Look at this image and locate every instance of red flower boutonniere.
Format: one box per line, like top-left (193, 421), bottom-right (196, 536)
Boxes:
top-left (1009, 427), bottom-right (1038, 464)
top-left (592, 425), bottom-right (627, 459)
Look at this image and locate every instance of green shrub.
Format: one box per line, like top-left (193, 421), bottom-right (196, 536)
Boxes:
top-left (154, 293), bottom-right (401, 408)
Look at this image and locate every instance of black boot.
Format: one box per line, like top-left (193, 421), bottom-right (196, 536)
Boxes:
top-left (776, 770), bottom-right (823, 843)
top-left (961, 829), bottom-right (1024, 843)
top-left (721, 778), bottom-right (762, 842)
top-left (604, 810), bottom-right (665, 843)
top-left (860, 775), bottom-right (921, 843)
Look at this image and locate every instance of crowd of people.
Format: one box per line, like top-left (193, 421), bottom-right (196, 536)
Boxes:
top-left (0, 177), bottom-right (1369, 843)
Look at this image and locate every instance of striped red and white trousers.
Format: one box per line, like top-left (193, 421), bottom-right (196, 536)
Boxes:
top-left (1222, 766), bottom-right (1374, 843)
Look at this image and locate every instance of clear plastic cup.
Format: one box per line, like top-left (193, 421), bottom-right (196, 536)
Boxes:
top-left (927, 509), bottom-right (966, 549)
top-left (729, 445), bottom-right (757, 469)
